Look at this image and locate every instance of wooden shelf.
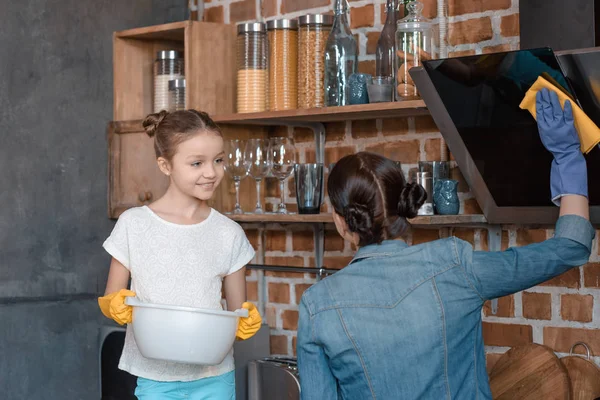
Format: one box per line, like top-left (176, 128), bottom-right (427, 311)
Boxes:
top-left (228, 213), bottom-right (487, 227)
top-left (212, 100), bottom-right (428, 125)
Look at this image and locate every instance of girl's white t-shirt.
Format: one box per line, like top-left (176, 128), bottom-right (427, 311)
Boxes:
top-left (102, 206), bottom-right (255, 382)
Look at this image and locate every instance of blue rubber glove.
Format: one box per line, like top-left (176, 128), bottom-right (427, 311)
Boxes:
top-left (536, 88), bottom-right (587, 205)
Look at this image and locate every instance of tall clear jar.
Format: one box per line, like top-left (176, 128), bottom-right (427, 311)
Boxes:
top-left (154, 50), bottom-right (184, 113)
top-left (267, 19), bottom-right (298, 111)
top-left (324, 0), bottom-right (358, 107)
top-left (237, 23), bottom-right (268, 113)
top-left (168, 78), bottom-right (186, 111)
top-left (298, 14), bottom-right (333, 109)
top-left (395, 1), bottom-right (437, 100)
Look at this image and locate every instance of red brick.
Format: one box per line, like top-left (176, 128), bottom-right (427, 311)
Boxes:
top-left (292, 230), bottom-right (313, 251)
top-left (561, 294), bottom-right (593, 322)
top-left (265, 176), bottom-right (280, 197)
top-left (365, 140), bottom-right (420, 163)
top-left (350, 5), bottom-right (374, 28)
top-left (261, 0), bottom-right (278, 18)
top-left (420, 0), bottom-right (438, 19)
top-left (204, 6), bottom-right (224, 23)
top-left (295, 284), bottom-right (313, 303)
top-left (449, 49), bottom-right (476, 58)
top-left (366, 32), bottom-right (380, 55)
top-left (478, 228), bottom-right (509, 251)
top-left (265, 305), bottom-right (277, 327)
top-left (583, 263), bottom-right (600, 288)
top-left (516, 229), bottom-right (547, 246)
top-left (358, 60), bottom-right (376, 76)
top-left (540, 268), bottom-right (581, 289)
top-left (280, 0), bottom-right (329, 13)
top-left (310, 256), bottom-right (354, 269)
top-left (270, 334), bottom-right (288, 355)
top-left (325, 230), bottom-right (345, 251)
top-left (453, 228), bottom-right (475, 246)
top-left (265, 231), bottom-right (286, 252)
top-left (482, 44), bottom-right (512, 54)
top-left (268, 283), bottom-right (290, 304)
top-left (483, 295), bottom-right (515, 318)
top-left (463, 198), bottom-right (483, 215)
top-left (450, 167), bottom-right (470, 193)
top-left (544, 327), bottom-right (600, 354)
top-left (415, 116), bottom-right (438, 133)
top-left (229, 0), bottom-right (256, 22)
top-left (482, 322), bottom-right (533, 347)
top-left (382, 118), bottom-right (409, 136)
top-left (448, 0), bottom-right (511, 16)
top-left (324, 145), bottom-right (357, 166)
top-left (247, 281), bottom-right (258, 302)
top-left (500, 14), bottom-right (520, 37)
top-left (282, 310), bottom-right (299, 330)
top-left (265, 256), bottom-right (304, 267)
top-left (522, 292), bottom-right (552, 320)
top-left (412, 229), bottom-right (440, 245)
top-left (245, 229), bottom-right (260, 250)
top-left (424, 138), bottom-right (442, 161)
top-left (449, 18), bottom-right (493, 46)
top-left (351, 120), bottom-right (378, 139)
top-left (292, 336), bottom-right (297, 356)
top-left (486, 352), bottom-right (505, 374)
top-left (325, 122), bottom-right (347, 142)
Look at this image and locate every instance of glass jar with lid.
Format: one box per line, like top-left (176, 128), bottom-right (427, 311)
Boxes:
top-left (267, 19), bottom-right (299, 111)
top-left (168, 78), bottom-right (186, 111)
top-left (236, 23), bottom-right (268, 113)
top-left (298, 14), bottom-right (333, 109)
top-left (395, 1), bottom-right (437, 100)
top-left (154, 50), bottom-right (184, 113)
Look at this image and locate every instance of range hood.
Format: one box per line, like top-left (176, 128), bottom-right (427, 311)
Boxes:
top-left (411, 47), bottom-right (600, 224)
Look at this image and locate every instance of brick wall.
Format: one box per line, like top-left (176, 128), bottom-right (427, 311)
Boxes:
top-left (205, 0), bottom-right (600, 368)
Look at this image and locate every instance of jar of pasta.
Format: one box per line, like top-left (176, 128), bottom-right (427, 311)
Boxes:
top-left (298, 14), bottom-right (333, 109)
top-left (237, 23), bottom-right (268, 113)
top-left (267, 19), bottom-right (298, 111)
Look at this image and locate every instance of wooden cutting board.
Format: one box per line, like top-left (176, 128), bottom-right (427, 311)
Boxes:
top-left (489, 343), bottom-right (570, 400)
top-left (560, 342), bottom-right (600, 400)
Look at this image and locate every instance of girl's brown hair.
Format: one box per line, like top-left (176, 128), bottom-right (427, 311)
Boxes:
top-left (142, 109), bottom-right (222, 160)
top-left (328, 152), bottom-right (426, 247)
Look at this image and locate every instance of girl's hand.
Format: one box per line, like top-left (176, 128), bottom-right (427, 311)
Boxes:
top-left (236, 302), bottom-right (262, 340)
top-left (98, 289), bottom-right (136, 325)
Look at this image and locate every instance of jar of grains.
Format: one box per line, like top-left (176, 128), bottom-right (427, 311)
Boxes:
top-left (168, 78), bottom-right (186, 111)
top-left (267, 19), bottom-right (298, 111)
top-left (298, 14), bottom-right (333, 109)
top-left (236, 23), bottom-right (268, 113)
top-left (154, 50), bottom-right (184, 113)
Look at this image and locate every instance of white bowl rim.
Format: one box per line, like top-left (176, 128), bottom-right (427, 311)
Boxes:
top-left (126, 297), bottom-right (249, 318)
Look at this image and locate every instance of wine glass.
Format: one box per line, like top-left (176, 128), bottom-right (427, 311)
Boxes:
top-left (269, 137), bottom-right (297, 214)
top-left (225, 139), bottom-right (248, 214)
top-left (244, 139), bottom-right (271, 214)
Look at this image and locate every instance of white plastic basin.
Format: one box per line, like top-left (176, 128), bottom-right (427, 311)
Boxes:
top-left (125, 297), bottom-right (248, 365)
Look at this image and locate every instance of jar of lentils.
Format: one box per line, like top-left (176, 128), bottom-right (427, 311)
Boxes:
top-left (267, 19), bottom-right (298, 111)
top-left (236, 23), bottom-right (268, 113)
top-left (298, 14), bottom-right (333, 109)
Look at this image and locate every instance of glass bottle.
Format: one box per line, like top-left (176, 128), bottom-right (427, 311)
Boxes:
top-left (324, 0), bottom-right (358, 107)
top-left (376, 0), bottom-right (399, 80)
top-left (395, 1), bottom-right (437, 100)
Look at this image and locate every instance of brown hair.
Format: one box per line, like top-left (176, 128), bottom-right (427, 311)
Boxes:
top-left (142, 110), bottom-right (222, 160)
top-left (328, 152), bottom-right (426, 246)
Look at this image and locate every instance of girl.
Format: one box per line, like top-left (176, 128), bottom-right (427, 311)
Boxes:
top-left (297, 89), bottom-right (594, 399)
top-left (98, 110), bottom-right (262, 400)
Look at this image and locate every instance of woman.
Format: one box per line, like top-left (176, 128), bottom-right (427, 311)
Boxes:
top-left (297, 89), bottom-right (593, 399)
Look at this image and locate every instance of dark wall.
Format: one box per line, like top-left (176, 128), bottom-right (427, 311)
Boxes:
top-left (0, 1), bottom-right (186, 398)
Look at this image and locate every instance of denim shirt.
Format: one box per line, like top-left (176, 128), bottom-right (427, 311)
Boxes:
top-left (297, 215), bottom-right (594, 400)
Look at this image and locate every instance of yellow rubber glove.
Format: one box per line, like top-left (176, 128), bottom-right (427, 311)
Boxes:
top-left (236, 302), bottom-right (262, 341)
top-left (98, 289), bottom-right (136, 325)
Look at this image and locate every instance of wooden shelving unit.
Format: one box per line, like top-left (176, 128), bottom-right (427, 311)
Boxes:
top-left (227, 213), bottom-right (488, 228)
top-left (213, 100), bottom-right (428, 125)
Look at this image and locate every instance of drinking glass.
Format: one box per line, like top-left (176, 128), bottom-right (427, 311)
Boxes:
top-left (244, 139), bottom-right (271, 214)
top-left (269, 137), bottom-right (297, 214)
top-left (225, 139), bottom-right (247, 214)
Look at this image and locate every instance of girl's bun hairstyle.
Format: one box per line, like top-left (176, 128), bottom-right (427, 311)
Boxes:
top-left (328, 152), bottom-right (426, 246)
top-left (142, 110), bottom-right (169, 138)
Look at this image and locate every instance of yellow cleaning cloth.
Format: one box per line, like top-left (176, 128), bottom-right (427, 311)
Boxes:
top-left (520, 75), bottom-right (600, 154)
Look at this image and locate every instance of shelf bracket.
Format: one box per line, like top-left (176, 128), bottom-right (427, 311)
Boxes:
top-left (487, 225), bottom-right (502, 315)
top-left (314, 223), bottom-right (325, 280)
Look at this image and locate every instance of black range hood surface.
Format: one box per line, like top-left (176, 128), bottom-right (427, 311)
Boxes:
top-left (411, 47), bottom-right (600, 225)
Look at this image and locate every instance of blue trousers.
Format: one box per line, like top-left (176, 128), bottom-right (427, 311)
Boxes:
top-left (135, 370), bottom-right (235, 400)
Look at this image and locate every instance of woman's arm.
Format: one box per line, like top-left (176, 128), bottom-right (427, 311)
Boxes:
top-left (104, 257), bottom-right (130, 295)
top-left (224, 267), bottom-right (247, 311)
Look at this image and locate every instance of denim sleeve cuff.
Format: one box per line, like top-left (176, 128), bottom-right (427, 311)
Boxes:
top-left (554, 215), bottom-right (596, 253)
